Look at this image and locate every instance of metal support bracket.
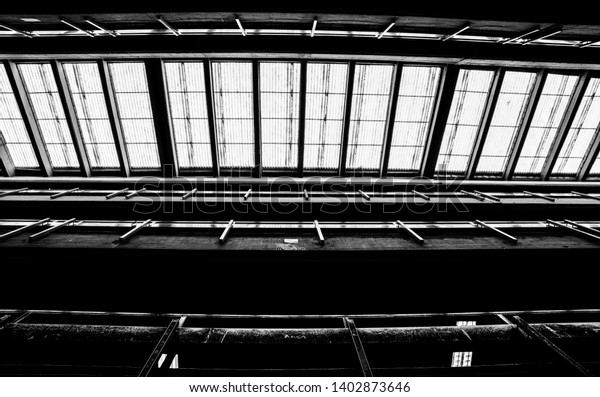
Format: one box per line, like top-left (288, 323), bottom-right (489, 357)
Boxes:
top-left (138, 317), bottom-right (186, 377)
top-left (474, 220), bottom-right (518, 244)
top-left (106, 188), bottom-right (129, 199)
top-left (314, 220), bottom-right (325, 245)
top-left (396, 220), bottom-right (425, 244)
top-left (182, 188), bottom-right (197, 200)
top-left (219, 219), bottom-right (235, 245)
top-left (343, 317), bottom-right (373, 377)
top-left (50, 188), bottom-right (80, 199)
top-left (547, 219), bottom-right (600, 243)
top-left (28, 218), bottom-right (77, 241)
top-left (119, 219), bottom-right (152, 243)
top-left (0, 187), bottom-right (28, 198)
top-left (524, 191), bottom-right (555, 202)
top-left (0, 218), bottom-right (51, 241)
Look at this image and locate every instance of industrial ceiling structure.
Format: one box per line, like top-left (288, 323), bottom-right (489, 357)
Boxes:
top-left (1, 5), bottom-right (600, 377)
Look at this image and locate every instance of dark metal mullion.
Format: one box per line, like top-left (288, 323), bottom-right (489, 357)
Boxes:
top-left (541, 72), bottom-right (590, 180)
top-left (252, 60), bottom-right (262, 177)
top-left (98, 60), bottom-right (130, 177)
top-left (0, 135), bottom-right (15, 177)
top-left (145, 59), bottom-right (179, 177)
top-left (339, 61), bottom-right (356, 176)
top-left (52, 60), bottom-right (91, 177)
top-left (578, 123), bottom-right (600, 180)
top-left (379, 62), bottom-right (402, 177)
top-left (504, 70), bottom-right (547, 180)
top-left (297, 61), bottom-right (307, 177)
top-left (5, 61), bottom-right (53, 177)
top-left (203, 59), bottom-right (220, 177)
top-left (466, 68), bottom-right (504, 179)
top-left (421, 65), bottom-right (460, 178)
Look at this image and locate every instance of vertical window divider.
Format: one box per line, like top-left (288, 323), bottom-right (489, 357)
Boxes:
top-left (339, 61), bottom-right (356, 177)
top-left (252, 60), bottom-right (262, 177)
top-left (203, 59), bottom-right (220, 177)
top-left (297, 61), bottom-right (308, 177)
top-left (379, 62), bottom-right (402, 177)
top-left (577, 72), bottom-right (600, 180)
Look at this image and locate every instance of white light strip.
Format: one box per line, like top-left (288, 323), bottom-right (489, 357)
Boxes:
top-left (235, 18), bottom-right (246, 36)
top-left (84, 18), bottom-right (117, 37)
top-left (157, 16), bottom-right (180, 36)
top-left (0, 23), bottom-right (34, 38)
top-left (60, 19), bottom-right (95, 37)
top-left (311, 19), bottom-right (317, 37)
top-left (376, 22), bottom-right (395, 39)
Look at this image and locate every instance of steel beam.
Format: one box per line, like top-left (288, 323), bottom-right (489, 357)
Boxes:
top-left (98, 60), bottom-right (130, 177)
top-left (52, 60), bottom-right (91, 177)
top-left (510, 315), bottom-right (593, 376)
top-left (396, 220), bottom-right (425, 244)
top-left (466, 69), bottom-right (504, 178)
top-left (243, 188), bottom-right (251, 201)
top-left (474, 220), bottom-right (518, 244)
top-left (504, 71), bottom-right (546, 180)
top-left (412, 190), bottom-right (430, 201)
top-left (303, 189), bottom-right (310, 201)
top-left (339, 62), bottom-right (355, 177)
top-left (547, 219), bottom-right (600, 242)
top-left (472, 190), bottom-right (501, 202)
top-left (0, 217), bottom-right (50, 241)
top-left (5, 61), bottom-right (53, 177)
top-left (460, 190), bottom-right (485, 201)
top-left (358, 190), bottom-right (371, 200)
top-left (421, 66), bottom-right (459, 178)
top-left (541, 72), bottom-right (590, 180)
top-left (50, 187), bottom-right (80, 199)
top-left (28, 218), bottom-right (76, 241)
top-left (564, 219), bottom-right (600, 236)
top-left (524, 190), bottom-right (555, 202)
top-left (203, 59), bottom-right (220, 177)
top-left (125, 188), bottom-right (146, 200)
top-left (218, 219), bottom-right (235, 245)
top-left (252, 60), bottom-right (262, 178)
top-left (571, 191), bottom-right (600, 201)
top-left (380, 63), bottom-right (402, 177)
top-left (145, 59), bottom-right (178, 176)
top-left (182, 188), bottom-right (197, 200)
top-left (138, 317), bottom-right (183, 377)
top-left (0, 187), bottom-right (28, 197)
top-left (105, 188), bottom-right (129, 199)
top-left (343, 318), bottom-right (373, 377)
top-left (118, 219), bottom-right (152, 243)
top-left (314, 220), bottom-right (325, 245)
top-left (298, 61), bottom-right (307, 177)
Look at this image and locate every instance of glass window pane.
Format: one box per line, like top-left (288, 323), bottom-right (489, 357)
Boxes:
top-left (436, 69), bottom-right (495, 175)
top-left (109, 62), bottom-right (160, 169)
top-left (260, 62), bottom-right (301, 169)
top-left (18, 63), bottom-right (79, 169)
top-left (346, 64), bottom-right (394, 170)
top-left (0, 64), bottom-right (38, 168)
top-left (476, 71), bottom-right (537, 176)
top-left (514, 73), bottom-right (578, 176)
top-left (164, 62), bottom-right (212, 169)
top-left (63, 63), bottom-right (120, 169)
top-left (304, 63), bottom-right (348, 170)
top-left (212, 62), bottom-right (254, 168)
top-left (388, 66), bottom-right (441, 172)
top-left (552, 77), bottom-right (600, 177)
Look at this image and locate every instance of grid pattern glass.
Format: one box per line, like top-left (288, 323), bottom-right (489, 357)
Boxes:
top-left (551, 78), bottom-right (600, 177)
top-left (304, 63), bottom-right (348, 170)
top-left (63, 63), bottom-right (120, 169)
top-left (514, 73), bottom-right (578, 176)
top-left (388, 66), bottom-right (441, 172)
top-left (164, 62), bottom-right (212, 169)
top-left (0, 64), bottom-right (38, 168)
top-left (476, 71), bottom-right (537, 176)
top-left (451, 352), bottom-right (473, 367)
top-left (436, 69), bottom-right (495, 175)
top-left (260, 62), bottom-right (301, 169)
top-left (18, 63), bottom-right (79, 169)
top-left (108, 62), bottom-right (161, 169)
top-left (212, 62), bottom-right (254, 168)
top-left (346, 64), bottom-right (395, 170)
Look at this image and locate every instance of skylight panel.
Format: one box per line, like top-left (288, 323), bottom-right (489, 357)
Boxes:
top-left (63, 63), bottom-right (120, 169)
top-left (18, 63), bottom-right (79, 169)
top-left (551, 78), bottom-right (600, 177)
top-left (436, 69), bottom-right (495, 175)
top-left (451, 351), bottom-right (473, 367)
top-left (388, 66), bottom-right (441, 172)
top-left (212, 62), bottom-right (254, 168)
top-left (108, 62), bottom-right (161, 169)
top-left (164, 62), bottom-right (212, 169)
top-left (590, 156), bottom-right (600, 176)
top-left (513, 73), bottom-right (578, 176)
top-left (346, 64), bottom-right (395, 171)
top-left (260, 62), bottom-right (301, 169)
top-left (475, 71), bottom-right (537, 176)
top-left (304, 62), bottom-right (348, 170)
top-left (0, 64), bottom-right (38, 168)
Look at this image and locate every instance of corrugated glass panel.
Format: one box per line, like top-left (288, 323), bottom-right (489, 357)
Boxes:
top-left (590, 156), bottom-right (600, 176)
top-left (388, 66), bottom-right (441, 172)
top-left (436, 69), bottom-right (495, 175)
top-left (18, 63), bottom-right (79, 169)
top-left (451, 351), bottom-right (473, 367)
top-left (304, 63), bottom-right (348, 170)
top-left (476, 71), bottom-right (537, 175)
top-left (260, 62), bottom-right (301, 169)
top-left (164, 62), bottom-right (212, 169)
top-left (346, 64), bottom-right (394, 170)
top-left (551, 78), bottom-right (600, 177)
top-left (108, 62), bottom-right (160, 169)
top-left (514, 73), bottom-right (578, 176)
top-left (212, 62), bottom-right (254, 168)
top-left (0, 64), bottom-right (38, 168)
top-left (63, 63), bottom-right (120, 169)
